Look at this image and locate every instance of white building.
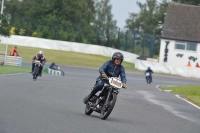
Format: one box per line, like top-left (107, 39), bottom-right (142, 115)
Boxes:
top-left (159, 3), bottom-right (200, 68)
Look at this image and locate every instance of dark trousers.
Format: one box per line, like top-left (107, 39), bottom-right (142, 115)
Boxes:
top-left (88, 77), bottom-right (107, 98)
top-left (32, 63), bottom-right (43, 74)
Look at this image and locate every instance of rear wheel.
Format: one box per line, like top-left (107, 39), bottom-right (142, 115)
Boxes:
top-left (100, 93), bottom-right (117, 120)
top-left (85, 102), bottom-right (93, 115)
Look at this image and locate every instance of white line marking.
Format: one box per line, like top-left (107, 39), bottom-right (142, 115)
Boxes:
top-left (156, 85), bottom-right (162, 91)
top-left (176, 95), bottom-right (200, 110)
top-left (0, 73), bottom-right (23, 76)
top-left (138, 90), bottom-right (196, 122)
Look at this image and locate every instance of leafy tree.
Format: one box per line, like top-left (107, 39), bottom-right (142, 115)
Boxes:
top-left (0, 14), bottom-right (10, 37)
top-left (93, 0), bottom-right (117, 46)
top-left (4, 0), bottom-right (96, 42)
top-left (125, 0), bottom-right (169, 56)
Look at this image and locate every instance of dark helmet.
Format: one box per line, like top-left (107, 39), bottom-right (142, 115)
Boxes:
top-left (52, 62), bottom-right (55, 65)
top-left (112, 52), bottom-right (124, 63)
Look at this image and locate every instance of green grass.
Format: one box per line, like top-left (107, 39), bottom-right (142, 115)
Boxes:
top-left (0, 44), bottom-right (141, 72)
top-left (0, 66), bottom-right (30, 74)
top-left (161, 86), bottom-right (200, 107)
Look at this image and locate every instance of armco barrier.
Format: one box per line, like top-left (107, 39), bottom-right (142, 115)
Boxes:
top-left (0, 55), bottom-right (22, 66)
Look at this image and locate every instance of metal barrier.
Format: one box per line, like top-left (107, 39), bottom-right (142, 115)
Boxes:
top-left (0, 55), bottom-right (22, 66)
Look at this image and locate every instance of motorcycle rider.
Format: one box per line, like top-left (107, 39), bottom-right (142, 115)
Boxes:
top-left (31, 51), bottom-right (46, 76)
top-left (83, 52), bottom-right (127, 104)
top-left (49, 62), bottom-right (59, 70)
top-left (144, 67), bottom-right (153, 83)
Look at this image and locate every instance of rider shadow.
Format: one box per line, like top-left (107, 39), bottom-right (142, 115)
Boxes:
top-left (80, 112), bottom-right (132, 123)
top-left (104, 116), bottom-right (133, 124)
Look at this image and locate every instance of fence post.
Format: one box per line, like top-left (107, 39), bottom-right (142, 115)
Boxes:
top-left (132, 31), bottom-right (136, 53)
top-left (116, 28), bottom-right (120, 49)
top-left (149, 36), bottom-right (155, 58)
top-left (106, 27), bottom-right (110, 46)
top-left (124, 30), bottom-right (128, 51)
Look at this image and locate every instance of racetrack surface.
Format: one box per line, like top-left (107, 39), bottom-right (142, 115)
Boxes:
top-left (0, 64), bottom-right (200, 133)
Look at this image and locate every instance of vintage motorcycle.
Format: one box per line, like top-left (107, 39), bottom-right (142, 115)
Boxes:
top-left (85, 77), bottom-right (123, 120)
top-left (32, 60), bottom-right (41, 80)
top-left (145, 72), bottom-right (152, 84)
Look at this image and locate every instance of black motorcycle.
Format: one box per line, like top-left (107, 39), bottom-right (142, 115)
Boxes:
top-left (85, 77), bottom-right (123, 120)
top-left (32, 60), bottom-right (40, 80)
top-left (145, 72), bottom-right (152, 84)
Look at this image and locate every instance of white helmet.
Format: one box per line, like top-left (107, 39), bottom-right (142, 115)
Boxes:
top-left (38, 51), bottom-right (43, 55)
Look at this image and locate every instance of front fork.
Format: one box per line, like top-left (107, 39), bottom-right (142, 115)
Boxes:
top-left (104, 88), bottom-right (112, 108)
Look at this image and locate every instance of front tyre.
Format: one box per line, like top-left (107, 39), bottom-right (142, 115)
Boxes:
top-left (100, 93), bottom-right (117, 120)
top-left (85, 102), bottom-right (93, 115)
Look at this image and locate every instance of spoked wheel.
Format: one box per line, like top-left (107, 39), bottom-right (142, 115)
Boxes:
top-left (100, 93), bottom-right (117, 120)
top-left (85, 102), bottom-right (93, 115)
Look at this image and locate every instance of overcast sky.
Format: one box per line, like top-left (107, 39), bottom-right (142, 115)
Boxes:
top-left (110, 0), bottom-right (163, 29)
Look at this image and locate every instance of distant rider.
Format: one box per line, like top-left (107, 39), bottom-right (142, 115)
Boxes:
top-left (31, 51), bottom-right (46, 76)
top-left (83, 52), bottom-right (127, 104)
top-left (49, 62), bottom-right (59, 70)
top-left (144, 67), bottom-right (153, 83)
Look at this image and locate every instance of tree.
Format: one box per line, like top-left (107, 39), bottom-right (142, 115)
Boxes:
top-left (93, 0), bottom-right (117, 46)
top-left (125, 0), bottom-right (169, 56)
top-left (4, 0), bottom-right (96, 43)
top-left (0, 14), bottom-right (10, 37)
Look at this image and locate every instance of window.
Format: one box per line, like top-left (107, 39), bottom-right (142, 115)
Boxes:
top-left (175, 41), bottom-right (197, 51)
top-left (175, 41), bottom-right (186, 50)
top-left (186, 42), bottom-right (197, 51)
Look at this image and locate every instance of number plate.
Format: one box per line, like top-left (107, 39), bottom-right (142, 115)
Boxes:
top-left (110, 77), bottom-right (122, 88)
top-left (35, 61), bottom-right (40, 65)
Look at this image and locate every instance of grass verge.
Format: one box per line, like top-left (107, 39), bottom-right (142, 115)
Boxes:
top-left (0, 66), bottom-right (30, 74)
top-left (160, 86), bottom-right (200, 107)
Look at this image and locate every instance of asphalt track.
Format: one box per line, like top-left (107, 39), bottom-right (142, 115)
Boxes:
top-left (0, 63), bottom-right (200, 133)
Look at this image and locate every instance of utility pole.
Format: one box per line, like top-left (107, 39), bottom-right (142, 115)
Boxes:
top-left (1, 0), bottom-right (4, 14)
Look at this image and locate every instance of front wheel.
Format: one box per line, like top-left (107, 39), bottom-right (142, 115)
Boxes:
top-left (147, 77), bottom-right (152, 84)
top-left (33, 74), bottom-right (37, 80)
top-left (33, 67), bottom-right (39, 80)
top-left (100, 93), bottom-right (117, 120)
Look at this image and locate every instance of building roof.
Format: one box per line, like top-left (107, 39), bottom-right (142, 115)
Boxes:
top-left (162, 3), bottom-right (200, 42)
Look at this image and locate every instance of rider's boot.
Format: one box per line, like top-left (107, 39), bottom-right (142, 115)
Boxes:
top-left (83, 90), bottom-right (96, 104)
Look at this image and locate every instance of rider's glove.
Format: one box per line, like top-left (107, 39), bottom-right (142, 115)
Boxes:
top-left (101, 72), bottom-right (107, 78)
top-left (122, 83), bottom-right (127, 89)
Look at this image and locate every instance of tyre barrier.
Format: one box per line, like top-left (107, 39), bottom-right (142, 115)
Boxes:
top-left (44, 68), bottom-right (65, 76)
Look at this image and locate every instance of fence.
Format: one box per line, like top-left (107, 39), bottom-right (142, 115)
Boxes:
top-left (0, 54), bottom-right (22, 66)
